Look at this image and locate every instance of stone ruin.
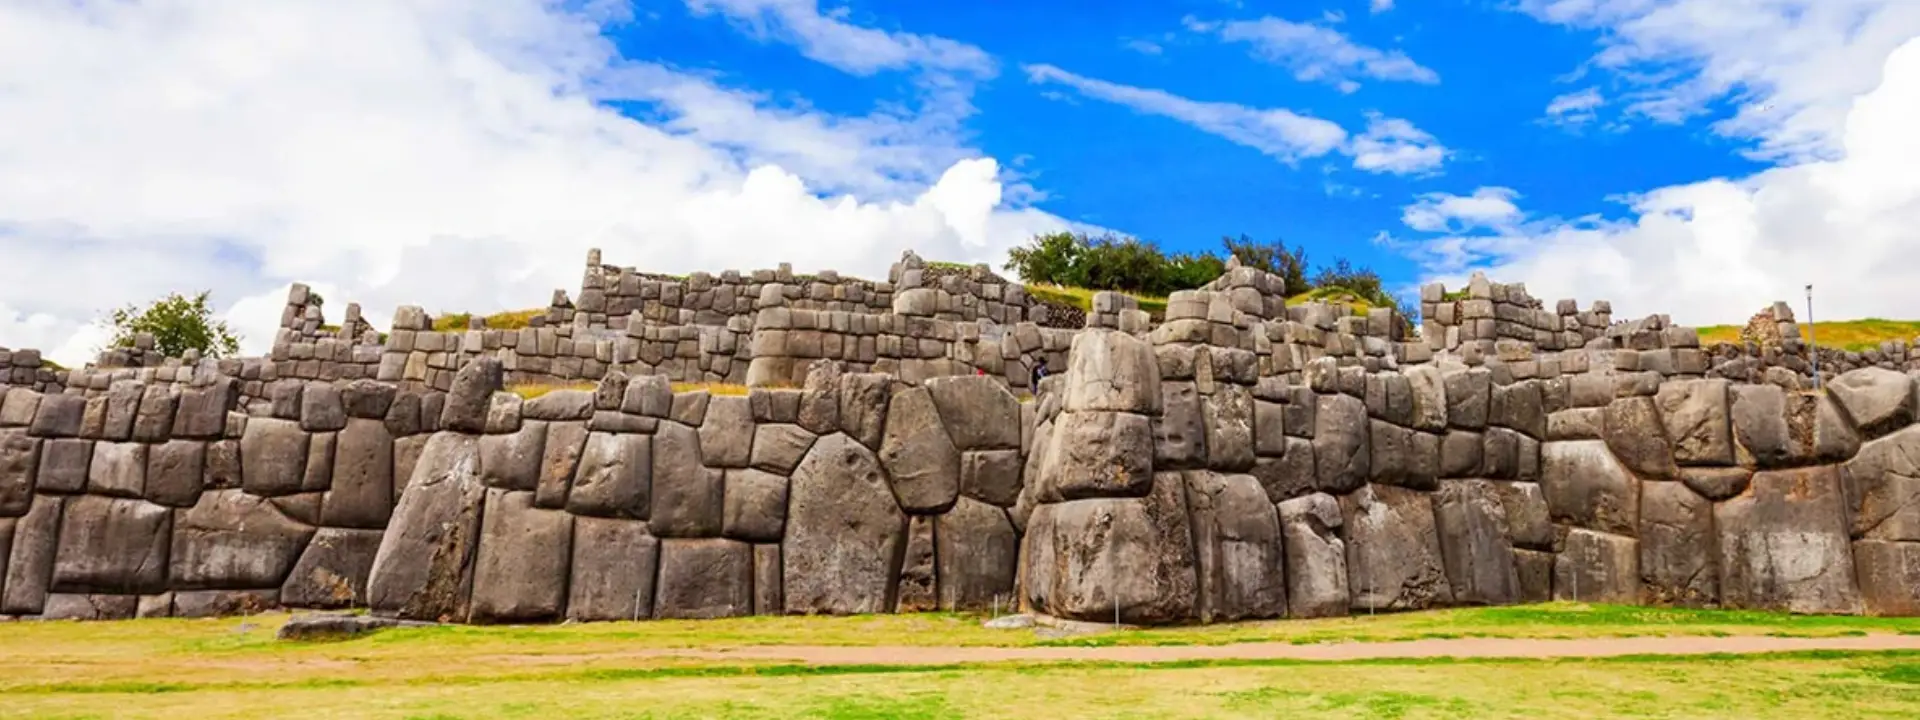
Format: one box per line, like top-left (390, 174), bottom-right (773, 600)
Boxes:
top-left (1, 249), bottom-right (1919, 623)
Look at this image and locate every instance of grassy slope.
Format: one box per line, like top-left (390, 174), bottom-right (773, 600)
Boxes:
top-left (1697, 319), bottom-right (1920, 353)
top-left (3, 604), bottom-right (1920, 718)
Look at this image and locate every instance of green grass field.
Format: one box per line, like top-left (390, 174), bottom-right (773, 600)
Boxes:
top-left (1696, 318), bottom-right (1920, 353)
top-left (6, 604), bottom-right (1920, 719)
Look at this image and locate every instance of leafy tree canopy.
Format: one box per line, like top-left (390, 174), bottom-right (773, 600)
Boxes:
top-left (104, 290), bottom-right (243, 358)
top-left (1005, 231), bottom-right (1400, 311)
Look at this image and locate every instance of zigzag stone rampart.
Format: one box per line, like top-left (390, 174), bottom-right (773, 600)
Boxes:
top-left (2, 250), bottom-right (1918, 623)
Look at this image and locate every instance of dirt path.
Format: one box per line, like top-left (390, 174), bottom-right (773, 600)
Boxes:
top-left (491, 634), bottom-right (1920, 667)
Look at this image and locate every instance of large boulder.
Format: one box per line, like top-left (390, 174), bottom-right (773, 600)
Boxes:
top-left (1341, 484), bottom-right (1451, 611)
top-left (721, 468), bottom-right (788, 542)
top-left (655, 538), bottom-right (753, 619)
top-left (1655, 379), bottom-right (1734, 467)
top-left (1154, 381), bottom-right (1206, 470)
top-left (877, 386), bottom-right (961, 514)
top-left (783, 433), bottom-right (908, 614)
top-left (1032, 473), bottom-right (1196, 624)
top-left (649, 421), bottom-right (722, 537)
top-left (145, 440), bottom-right (206, 508)
top-left (934, 497), bottom-right (1018, 611)
top-left (479, 420), bottom-right (547, 491)
top-left (1061, 330), bottom-right (1161, 414)
top-left (1431, 479), bottom-right (1518, 606)
top-left (895, 515), bottom-right (937, 612)
top-left (1715, 466), bottom-right (1863, 614)
top-left (367, 433), bottom-right (488, 621)
top-left (35, 437), bottom-right (89, 495)
top-left (749, 424), bottom-right (815, 475)
top-left (566, 517), bottom-right (660, 622)
top-left (1853, 540), bottom-right (1920, 616)
top-left (1183, 472), bottom-right (1285, 621)
top-left (959, 449), bottom-right (1022, 508)
top-left (2, 496), bottom-right (62, 614)
top-left (1554, 529), bottom-right (1639, 603)
top-left (1203, 387), bottom-right (1256, 472)
top-left (282, 528), bottom-right (383, 608)
top-left (1842, 425), bottom-right (1920, 542)
top-left (1313, 394), bottom-right (1371, 493)
top-left (1827, 367), bottom-right (1916, 440)
top-left (321, 418), bottom-right (394, 529)
top-left (52, 495), bottom-right (172, 594)
top-left (698, 396), bottom-right (755, 468)
top-left (925, 375), bottom-right (1021, 451)
top-left (0, 430), bottom-right (40, 515)
top-left (1603, 396), bottom-right (1677, 480)
top-left (170, 489), bottom-right (315, 590)
top-left (1250, 438), bottom-right (1315, 504)
top-left (1540, 440), bottom-right (1640, 536)
top-left (1637, 481), bottom-right (1717, 606)
top-left (1731, 386), bottom-right (1858, 468)
top-left (440, 358), bottom-right (503, 433)
top-left (468, 490), bottom-right (572, 623)
top-left (566, 432), bottom-right (651, 519)
top-left (240, 418), bottom-right (309, 497)
top-left (537, 421), bottom-right (588, 509)
top-left (1277, 492), bottom-right (1348, 618)
top-left (89, 441), bottom-right (146, 499)
top-left (835, 373), bottom-right (892, 450)
top-left (1488, 480), bottom-right (1554, 550)
top-left (1444, 368), bottom-right (1491, 430)
top-left (1037, 410), bottom-right (1154, 501)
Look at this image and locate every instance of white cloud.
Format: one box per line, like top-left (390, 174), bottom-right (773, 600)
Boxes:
top-left (1400, 37), bottom-right (1920, 327)
top-left (1371, 0), bottom-right (1395, 14)
top-left (1350, 114), bottom-right (1449, 175)
top-left (1024, 65), bottom-right (1446, 175)
top-left (1123, 38), bottom-right (1165, 55)
top-left (1544, 87), bottom-right (1605, 128)
top-left (1023, 64), bottom-right (1349, 163)
top-left (684, 0), bottom-right (995, 78)
top-left (1188, 15), bottom-right (1438, 92)
top-left (1515, 0), bottom-right (1920, 162)
top-left (1401, 187), bottom-right (1524, 233)
top-left (0, 0), bottom-right (1078, 367)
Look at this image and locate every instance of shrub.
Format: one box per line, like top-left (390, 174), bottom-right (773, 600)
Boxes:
top-left (103, 290), bottom-right (242, 358)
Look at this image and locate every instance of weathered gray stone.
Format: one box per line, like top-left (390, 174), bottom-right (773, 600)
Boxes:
top-left (300, 382), bottom-right (347, 432)
top-left (936, 496), bottom-right (1018, 611)
top-left (1038, 410), bottom-right (1153, 501)
top-left (102, 383), bottom-right (141, 440)
top-left (1554, 529), bottom-right (1639, 603)
top-left (523, 390), bottom-right (594, 421)
top-left (784, 433), bottom-right (909, 615)
top-left (925, 375), bottom-right (1021, 451)
top-left (878, 386), bottom-right (961, 514)
top-left (145, 439), bottom-right (206, 508)
top-left (1481, 427), bottom-right (1519, 480)
top-left (1540, 440), bottom-right (1640, 535)
top-left (42, 593), bottom-right (137, 620)
top-left (1062, 330), bottom-right (1162, 414)
top-left (1638, 480), bottom-right (1717, 606)
top-left (484, 392), bottom-right (522, 435)
top-left (1153, 381), bottom-right (1206, 469)
top-left (1488, 480), bottom-right (1554, 549)
top-left (1604, 396), bottom-right (1677, 480)
top-left (1843, 425), bottom-right (1920, 542)
top-left (1183, 472), bottom-right (1285, 621)
top-left (749, 423), bottom-right (814, 475)
top-left (367, 433), bottom-right (487, 621)
top-left (650, 421), bottom-right (722, 537)
top-left (1313, 394), bottom-right (1370, 493)
top-left (340, 379), bottom-right (397, 420)
top-left (567, 431), bottom-right (652, 519)
top-left (0, 429), bottom-right (38, 515)
top-left (0, 388), bottom-right (40, 428)
top-left (469, 490), bottom-right (572, 623)
top-left (1440, 430), bottom-right (1483, 478)
top-left (138, 592), bottom-right (173, 618)
top-left (241, 418), bottom-right (309, 497)
top-left (36, 438), bottom-right (90, 495)
top-left (173, 589), bottom-right (278, 618)
top-left (384, 392), bottom-right (423, 437)
top-left (1034, 473), bottom-right (1196, 623)
top-left (1853, 540), bottom-right (1920, 616)
top-left (1277, 492), bottom-right (1347, 618)
top-left (52, 495), bottom-right (172, 594)
top-left (29, 393), bottom-right (85, 438)
top-left (318, 419), bottom-right (392, 528)
top-left (1514, 548), bottom-right (1554, 603)
top-left (1406, 365), bottom-right (1448, 433)
top-left (536, 421), bottom-right (588, 509)
top-left (1827, 367), bottom-right (1916, 440)
top-left (2, 496), bottom-right (62, 614)
top-left (1204, 386), bottom-right (1256, 472)
top-left (440, 358), bottom-right (502, 433)
top-left (301, 430), bottom-right (336, 492)
top-left (959, 449), bottom-right (1022, 508)
top-left (1731, 386), bottom-right (1859, 468)
top-left (282, 528), bottom-right (383, 608)
top-left (1341, 484), bottom-right (1451, 611)
top-left (699, 395), bottom-right (755, 468)
top-left (655, 538), bottom-right (753, 619)
top-left (721, 468), bottom-right (787, 542)
top-left (1491, 381), bottom-right (1547, 440)
top-left (1250, 438), bottom-right (1315, 503)
top-left (205, 439), bottom-right (241, 490)
top-left (622, 375), bottom-right (673, 418)
top-left (1445, 368), bottom-right (1491, 429)
top-left (836, 373), bottom-right (892, 450)
top-left (171, 489), bottom-right (314, 589)
top-left (1431, 479), bottom-right (1518, 605)
top-left (1716, 466), bottom-right (1863, 614)
top-left (479, 420), bottom-right (546, 491)
top-left (1656, 379), bottom-right (1734, 466)
top-left (88, 441), bottom-right (146, 499)
top-left (1681, 466), bottom-right (1752, 501)
top-left (270, 492), bottom-right (324, 526)
top-left (1548, 408), bottom-right (1605, 441)
top-left (567, 517), bottom-right (660, 622)
top-left (754, 543), bottom-right (782, 615)
top-left (670, 390), bottom-right (709, 427)
top-left (895, 515), bottom-right (936, 612)
top-left (1254, 400), bottom-right (1287, 456)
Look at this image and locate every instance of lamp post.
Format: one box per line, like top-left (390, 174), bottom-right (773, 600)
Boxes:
top-left (1806, 285), bottom-right (1821, 391)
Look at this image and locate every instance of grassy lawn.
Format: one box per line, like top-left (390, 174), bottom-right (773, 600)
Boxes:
top-left (1696, 318), bottom-right (1920, 352)
top-left (1025, 283), bottom-right (1169, 318)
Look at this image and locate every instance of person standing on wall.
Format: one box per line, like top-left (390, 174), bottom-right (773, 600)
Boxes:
top-left (1029, 357), bottom-right (1048, 391)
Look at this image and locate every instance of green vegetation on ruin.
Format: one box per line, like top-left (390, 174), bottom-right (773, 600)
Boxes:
top-left (431, 308), bottom-right (546, 333)
top-left (1697, 318), bottom-right (1920, 353)
top-left (4, 604), bottom-right (1920, 718)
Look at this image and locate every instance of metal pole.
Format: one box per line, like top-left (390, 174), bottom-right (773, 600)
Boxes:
top-left (1806, 285), bottom-right (1821, 390)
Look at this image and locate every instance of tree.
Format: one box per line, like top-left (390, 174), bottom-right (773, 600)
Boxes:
top-left (105, 291), bottom-right (242, 358)
top-left (1221, 235), bottom-right (1311, 295)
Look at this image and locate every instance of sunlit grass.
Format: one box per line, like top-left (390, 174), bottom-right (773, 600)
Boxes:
top-left (431, 308), bottom-right (547, 333)
top-left (1696, 318), bottom-right (1920, 353)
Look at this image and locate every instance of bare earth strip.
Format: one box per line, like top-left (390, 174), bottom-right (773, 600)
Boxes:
top-left (488, 633), bottom-right (1920, 667)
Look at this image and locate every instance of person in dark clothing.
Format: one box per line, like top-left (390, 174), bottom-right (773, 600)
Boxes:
top-left (1029, 357), bottom-right (1048, 391)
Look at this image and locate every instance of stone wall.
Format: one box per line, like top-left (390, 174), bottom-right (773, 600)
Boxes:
top-left (4, 329), bottom-right (1919, 623)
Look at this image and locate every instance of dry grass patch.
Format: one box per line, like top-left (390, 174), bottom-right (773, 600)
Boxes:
top-left (1696, 318), bottom-right (1920, 352)
top-left (431, 308), bottom-right (546, 333)
top-left (1026, 284), bottom-right (1168, 317)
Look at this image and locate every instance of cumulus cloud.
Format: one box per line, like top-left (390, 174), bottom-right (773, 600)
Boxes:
top-left (1544, 87), bottom-right (1605, 128)
top-left (1515, 0), bottom-right (1920, 162)
top-left (1371, 0), bottom-right (1394, 14)
top-left (1024, 65), bottom-right (1446, 174)
top-left (1187, 15), bottom-right (1438, 93)
top-left (1399, 38), bottom-right (1920, 327)
top-left (1401, 187), bottom-right (1524, 233)
top-left (0, 0), bottom-right (1078, 367)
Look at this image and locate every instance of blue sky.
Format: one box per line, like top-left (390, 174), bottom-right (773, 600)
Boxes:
top-left (614, 0), bottom-right (1774, 293)
top-left (0, 0), bottom-right (1916, 365)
